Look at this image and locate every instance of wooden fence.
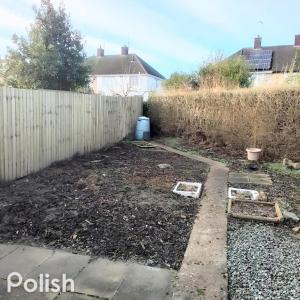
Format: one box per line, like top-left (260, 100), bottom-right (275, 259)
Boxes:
top-left (0, 87), bottom-right (142, 181)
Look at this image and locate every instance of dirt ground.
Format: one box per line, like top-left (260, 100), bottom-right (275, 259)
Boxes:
top-left (156, 137), bottom-right (300, 216)
top-left (0, 142), bottom-right (208, 270)
top-left (230, 201), bottom-right (277, 218)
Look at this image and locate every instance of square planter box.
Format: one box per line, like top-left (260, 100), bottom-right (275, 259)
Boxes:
top-left (227, 199), bottom-right (283, 223)
top-left (228, 187), bottom-right (259, 201)
top-left (173, 181), bottom-right (202, 198)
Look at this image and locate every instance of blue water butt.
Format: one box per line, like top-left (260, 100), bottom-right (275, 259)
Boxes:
top-left (135, 116), bottom-right (150, 140)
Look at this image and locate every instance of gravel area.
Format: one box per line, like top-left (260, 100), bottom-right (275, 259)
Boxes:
top-left (228, 220), bottom-right (300, 300)
top-left (156, 137), bottom-right (300, 298)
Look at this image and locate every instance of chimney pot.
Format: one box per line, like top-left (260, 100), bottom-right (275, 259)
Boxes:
top-left (295, 34), bottom-right (300, 47)
top-left (254, 36), bottom-right (262, 49)
top-left (97, 46), bottom-right (104, 57)
top-left (121, 46), bottom-right (129, 55)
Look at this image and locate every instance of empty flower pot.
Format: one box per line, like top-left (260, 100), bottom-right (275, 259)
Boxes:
top-left (246, 148), bottom-right (262, 161)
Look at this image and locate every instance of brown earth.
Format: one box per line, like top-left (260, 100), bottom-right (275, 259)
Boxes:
top-left (0, 142), bottom-right (208, 270)
top-left (155, 137), bottom-right (300, 217)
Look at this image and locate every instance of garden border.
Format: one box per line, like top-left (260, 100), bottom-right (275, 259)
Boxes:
top-left (150, 142), bottom-right (228, 299)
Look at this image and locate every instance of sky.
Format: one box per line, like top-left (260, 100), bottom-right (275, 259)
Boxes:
top-left (0, 0), bottom-right (300, 78)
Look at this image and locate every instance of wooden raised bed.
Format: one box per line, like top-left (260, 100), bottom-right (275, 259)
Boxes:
top-left (228, 199), bottom-right (283, 223)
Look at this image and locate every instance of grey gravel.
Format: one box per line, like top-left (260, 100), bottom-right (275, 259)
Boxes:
top-left (228, 220), bottom-right (300, 300)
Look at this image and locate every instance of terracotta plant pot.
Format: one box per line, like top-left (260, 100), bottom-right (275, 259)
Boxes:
top-left (246, 148), bottom-right (262, 161)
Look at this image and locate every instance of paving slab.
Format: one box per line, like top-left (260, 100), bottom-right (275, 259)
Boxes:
top-left (0, 245), bottom-right (53, 279)
top-left (228, 175), bottom-right (249, 184)
top-left (248, 177), bottom-right (272, 185)
top-left (229, 172), bottom-right (272, 186)
top-left (27, 251), bottom-right (90, 284)
top-left (0, 244), bottom-right (19, 260)
top-left (56, 292), bottom-right (100, 300)
top-left (71, 258), bottom-right (127, 299)
top-left (0, 279), bottom-right (57, 300)
top-left (113, 263), bottom-right (174, 300)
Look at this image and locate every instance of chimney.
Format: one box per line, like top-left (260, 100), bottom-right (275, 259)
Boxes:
top-left (294, 34), bottom-right (300, 47)
top-left (121, 46), bottom-right (129, 55)
top-left (254, 35), bottom-right (262, 49)
top-left (97, 46), bottom-right (104, 57)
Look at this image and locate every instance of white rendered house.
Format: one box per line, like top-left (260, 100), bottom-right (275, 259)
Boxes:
top-left (231, 35), bottom-right (300, 87)
top-left (87, 46), bottom-right (165, 99)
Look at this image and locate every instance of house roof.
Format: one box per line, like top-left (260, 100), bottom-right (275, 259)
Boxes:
top-left (86, 54), bottom-right (165, 79)
top-left (232, 45), bottom-right (300, 72)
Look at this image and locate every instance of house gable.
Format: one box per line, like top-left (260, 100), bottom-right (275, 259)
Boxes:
top-left (86, 52), bottom-right (165, 79)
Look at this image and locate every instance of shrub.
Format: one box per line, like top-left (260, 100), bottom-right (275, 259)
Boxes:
top-left (198, 56), bottom-right (252, 88)
top-left (163, 72), bottom-right (194, 89)
top-left (149, 87), bottom-right (300, 160)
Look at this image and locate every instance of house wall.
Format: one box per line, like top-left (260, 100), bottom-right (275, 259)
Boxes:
top-left (252, 72), bottom-right (300, 86)
top-left (90, 74), bottom-right (163, 99)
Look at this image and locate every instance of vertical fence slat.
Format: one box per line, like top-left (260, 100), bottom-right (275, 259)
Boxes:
top-left (0, 88), bottom-right (4, 180)
top-left (0, 87), bottom-right (142, 182)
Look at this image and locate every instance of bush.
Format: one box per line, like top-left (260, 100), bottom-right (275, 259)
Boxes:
top-left (149, 87), bottom-right (300, 160)
top-left (198, 56), bottom-right (252, 88)
top-left (163, 72), bottom-right (194, 89)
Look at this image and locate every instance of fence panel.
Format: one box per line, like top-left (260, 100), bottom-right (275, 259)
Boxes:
top-left (0, 87), bottom-right (142, 181)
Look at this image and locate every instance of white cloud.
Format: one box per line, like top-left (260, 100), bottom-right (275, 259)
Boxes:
top-left (169, 0), bottom-right (237, 33)
top-left (0, 7), bottom-right (31, 31)
top-left (0, 37), bottom-right (13, 57)
top-left (45, 0), bottom-right (209, 63)
top-left (0, 0), bottom-right (210, 74)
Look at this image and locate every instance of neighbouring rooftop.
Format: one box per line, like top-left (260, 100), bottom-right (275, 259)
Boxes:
top-left (232, 34), bottom-right (300, 72)
top-left (86, 46), bottom-right (165, 79)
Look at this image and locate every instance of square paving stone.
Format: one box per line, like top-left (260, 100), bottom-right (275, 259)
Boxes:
top-left (71, 258), bottom-right (127, 299)
top-left (26, 251), bottom-right (90, 285)
top-left (228, 174), bottom-right (249, 184)
top-left (0, 244), bottom-right (19, 260)
top-left (248, 174), bottom-right (272, 185)
top-left (56, 292), bottom-right (98, 300)
top-left (113, 264), bottom-right (174, 300)
top-left (229, 172), bottom-right (272, 186)
top-left (0, 246), bottom-right (53, 279)
top-left (0, 279), bottom-right (57, 300)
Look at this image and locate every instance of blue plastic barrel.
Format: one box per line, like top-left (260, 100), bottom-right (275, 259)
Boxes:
top-left (135, 116), bottom-right (150, 140)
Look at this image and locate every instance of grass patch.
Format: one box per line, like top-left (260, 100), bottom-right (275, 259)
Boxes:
top-left (196, 287), bottom-right (206, 296)
top-left (264, 162), bottom-right (300, 177)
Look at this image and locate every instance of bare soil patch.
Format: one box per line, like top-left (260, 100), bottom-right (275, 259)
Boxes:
top-left (230, 201), bottom-right (277, 218)
top-left (0, 142), bottom-right (208, 270)
top-left (156, 137), bottom-right (300, 216)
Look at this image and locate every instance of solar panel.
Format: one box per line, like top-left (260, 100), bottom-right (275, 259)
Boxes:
top-left (246, 50), bottom-right (272, 70)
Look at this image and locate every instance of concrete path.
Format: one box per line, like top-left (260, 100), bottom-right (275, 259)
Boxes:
top-left (0, 244), bottom-right (174, 300)
top-left (151, 143), bottom-right (228, 300)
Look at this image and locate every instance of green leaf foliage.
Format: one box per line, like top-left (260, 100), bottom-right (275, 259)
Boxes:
top-left (199, 56), bottom-right (252, 88)
top-left (163, 72), bottom-right (194, 89)
top-left (3, 0), bottom-right (90, 91)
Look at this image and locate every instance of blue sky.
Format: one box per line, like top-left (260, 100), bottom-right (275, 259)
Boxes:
top-left (0, 0), bottom-right (300, 77)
